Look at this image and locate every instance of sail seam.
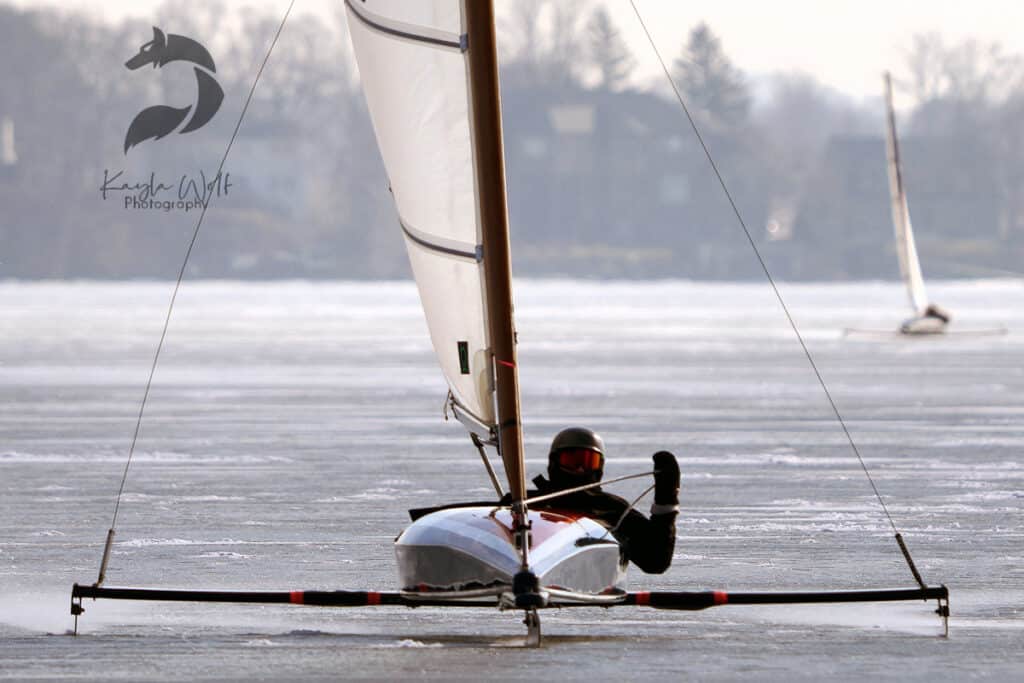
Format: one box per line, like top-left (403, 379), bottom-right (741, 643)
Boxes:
top-left (400, 218), bottom-right (481, 261)
top-left (345, 0), bottom-right (466, 52)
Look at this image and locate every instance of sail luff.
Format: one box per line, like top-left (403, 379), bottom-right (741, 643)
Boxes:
top-left (883, 72), bottom-right (929, 314)
top-left (463, 0), bottom-right (525, 504)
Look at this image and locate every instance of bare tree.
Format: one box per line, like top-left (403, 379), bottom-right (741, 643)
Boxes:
top-left (904, 33), bottom-right (1024, 106)
top-left (944, 39), bottom-right (1023, 103)
top-left (500, 0), bottom-right (585, 88)
top-left (904, 33), bottom-right (949, 104)
top-left (757, 72), bottom-right (872, 182)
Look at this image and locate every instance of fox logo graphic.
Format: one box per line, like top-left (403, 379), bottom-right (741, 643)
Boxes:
top-left (123, 27), bottom-right (224, 154)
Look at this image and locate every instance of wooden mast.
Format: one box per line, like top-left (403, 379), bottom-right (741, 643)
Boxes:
top-left (463, 1), bottom-right (526, 507)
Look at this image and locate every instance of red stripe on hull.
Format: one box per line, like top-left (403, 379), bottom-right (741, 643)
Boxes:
top-left (635, 591), bottom-right (650, 606)
top-left (289, 591), bottom-right (304, 605)
top-left (492, 509), bottom-right (583, 548)
top-left (713, 591), bottom-right (728, 605)
top-left (367, 592), bottom-right (381, 606)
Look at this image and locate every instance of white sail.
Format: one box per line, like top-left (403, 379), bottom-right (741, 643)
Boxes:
top-left (344, 0), bottom-right (495, 435)
top-left (883, 73), bottom-right (929, 314)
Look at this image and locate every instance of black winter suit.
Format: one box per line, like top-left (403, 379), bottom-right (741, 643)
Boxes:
top-left (514, 474), bottom-right (677, 574)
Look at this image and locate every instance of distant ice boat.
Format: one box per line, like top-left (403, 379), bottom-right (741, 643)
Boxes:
top-left (883, 72), bottom-right (951, 335)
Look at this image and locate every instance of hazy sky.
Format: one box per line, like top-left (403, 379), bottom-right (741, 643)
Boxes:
top-left (8, 0), bottom-right (1024, 101)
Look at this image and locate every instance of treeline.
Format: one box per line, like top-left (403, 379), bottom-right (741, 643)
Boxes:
top-left (1, 1), bottom-right (1022, 280)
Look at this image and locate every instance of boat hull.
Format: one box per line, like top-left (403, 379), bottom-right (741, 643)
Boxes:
top-left (395, 506), bottom-right (626, 595)
top-left (900, 315), bottom-right (947, 335)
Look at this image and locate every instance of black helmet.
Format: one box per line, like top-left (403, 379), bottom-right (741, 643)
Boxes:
top-left (547, 427), bottom-right (605, 487)
top-left (549, 427), bottom-right (605, 457)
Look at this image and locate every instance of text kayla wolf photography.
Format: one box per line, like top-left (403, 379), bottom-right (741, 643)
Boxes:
top-left (100, 168), bottom-right (233, 212)
top-left (92, 23), bottom-right (233, 214)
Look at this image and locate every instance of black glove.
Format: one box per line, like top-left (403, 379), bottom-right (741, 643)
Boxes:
top-left (652, 451), bottom-right (680, 505)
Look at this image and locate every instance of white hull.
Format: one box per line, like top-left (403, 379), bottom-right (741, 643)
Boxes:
top-left (900, 315), bottom-right (948, 335)
top-left (395, 507), bottom-right (626, 595)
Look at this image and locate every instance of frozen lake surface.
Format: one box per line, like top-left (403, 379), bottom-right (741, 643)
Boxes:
top-left (1, 279), bottom-right (1022, 680)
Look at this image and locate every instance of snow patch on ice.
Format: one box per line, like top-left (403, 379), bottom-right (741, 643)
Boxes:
top-left (120, 538), bottom-right (247, 547)
top-left (375, 639), bottom-right (443, 649)
top-left (243, 639), bottom-right (282, 647)
top-left (0, 451), bottom-right (294, 464)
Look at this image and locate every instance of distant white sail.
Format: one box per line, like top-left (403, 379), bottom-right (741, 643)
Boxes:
top-left (883, 73), bottom-right (929, 314)
top-left (344, 1), bottom-right (495, 435)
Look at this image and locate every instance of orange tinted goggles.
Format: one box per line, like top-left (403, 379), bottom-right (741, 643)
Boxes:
top-left (555, 448), bottom-right (602, 472)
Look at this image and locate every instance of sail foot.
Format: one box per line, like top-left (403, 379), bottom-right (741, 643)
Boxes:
top-left (448, 394), bottom-right (497, 443)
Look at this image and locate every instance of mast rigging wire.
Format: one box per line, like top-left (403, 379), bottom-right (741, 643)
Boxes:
top-left (627, 1), bottom-right (918, 567)
top-left (100, 0), bottom-right (297, 566)
top-left (523, 471), bottom-right (654, 506)
top-left (600, 483), bottom-right (657, 541)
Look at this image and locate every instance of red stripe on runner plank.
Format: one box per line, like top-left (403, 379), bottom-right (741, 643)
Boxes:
top-left (290, 591), bottom-right (304, 605)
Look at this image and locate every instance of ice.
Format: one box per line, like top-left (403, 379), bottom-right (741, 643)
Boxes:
top-left (1, 280), bottom-right (1021, 679)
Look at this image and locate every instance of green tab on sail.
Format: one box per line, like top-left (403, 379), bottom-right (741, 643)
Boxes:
top-left (457, 341), bottom-right (470, 375)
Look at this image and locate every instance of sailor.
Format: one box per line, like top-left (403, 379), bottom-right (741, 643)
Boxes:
top-left (923, 304), bottom-right (951, 323)
top-left (527, 427), bottom-right (679, 574)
